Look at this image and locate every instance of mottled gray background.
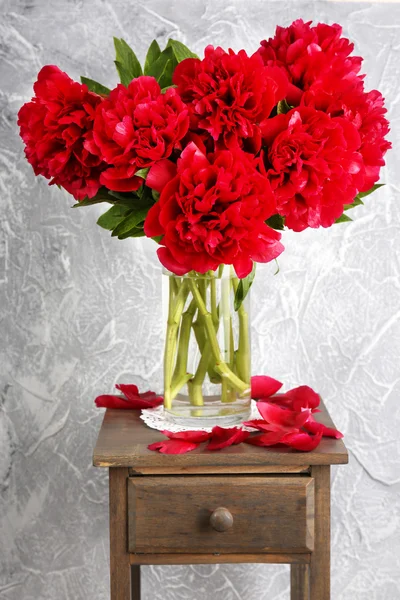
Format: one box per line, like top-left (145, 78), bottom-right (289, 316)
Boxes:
top-left (1, 0), bottom-right (399, 598)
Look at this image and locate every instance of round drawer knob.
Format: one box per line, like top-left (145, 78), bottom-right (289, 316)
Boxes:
top-left (210, 507), bottom-right (233, 532)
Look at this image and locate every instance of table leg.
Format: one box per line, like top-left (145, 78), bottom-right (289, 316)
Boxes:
top-left (110, 467), bottom-right (131, 600)
top-left (131, 565), bottom-right (141, 599)
top-left (291, 564), bottom-right (310, 599)
top-left (310, 465), bottom-right (330, 600)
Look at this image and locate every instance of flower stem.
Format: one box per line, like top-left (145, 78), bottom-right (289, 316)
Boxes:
top-left (164, 278), bottom-right (189, 409)
top-left (171, 298), bottom-right (196, 396)
top-left (232, 276), bottom-right (251, 385)
top-left (188, 278), bottom-right (249, 395)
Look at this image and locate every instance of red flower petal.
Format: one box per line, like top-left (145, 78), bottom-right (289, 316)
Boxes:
top-left (146, 158), bottom-right (177, 193)
top-left (284, 385), bottom-right (320, 411)
top-left (95, 384), bottom-right (163, 409)
top-left (161, 430), bottom-right (211, 443)
top-left (303, 418), bottom-right (343, 439)
top-left (115, 383), bottom-right (163, 407)
top-left (115, 383), bottom-right (139, 398)
top-left (251, 375), bottom-right (283, 399)
top-left (207, 426), bottom-right (250, 451)
top-left (281, 431), bottom-right (323, 452)
top-left (95, 394), bottom-right (135, 409)
top-left (148, 440), bottom-right (198, 454)
top-left (245, 431), bottom-right (287, 447)
top-left (157, 246), bottom-right (189, 276)
top-left (243, 419), bottom-right (280, 432)
top-left (257, 402), bottom-right (311, 429)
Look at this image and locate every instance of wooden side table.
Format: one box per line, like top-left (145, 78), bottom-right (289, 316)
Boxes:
top-left (93, 402), bottom-right (348, 600)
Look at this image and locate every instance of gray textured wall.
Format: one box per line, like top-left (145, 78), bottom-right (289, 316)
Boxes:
top-left (1, 1), bottom-right (399, 599)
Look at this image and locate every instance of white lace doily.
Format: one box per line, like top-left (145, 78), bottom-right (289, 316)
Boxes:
top-left (140, 399), bottom-right (261, 433)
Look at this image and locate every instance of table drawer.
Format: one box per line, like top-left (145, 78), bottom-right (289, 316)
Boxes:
top-left (127, 476), bottom-right (314, 554)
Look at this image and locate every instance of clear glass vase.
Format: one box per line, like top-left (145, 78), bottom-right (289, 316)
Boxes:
top-left (162, 267), bottom-right (251, 426)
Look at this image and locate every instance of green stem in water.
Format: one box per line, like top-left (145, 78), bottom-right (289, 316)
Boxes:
top-left (231, 276), bottom-right (251, 385)
top-left (188, 279), bottom-right (249, 395)
top-left (171, 298), bottom-right (196, 397)
top-left (164, 278), bottom-right (190, 409)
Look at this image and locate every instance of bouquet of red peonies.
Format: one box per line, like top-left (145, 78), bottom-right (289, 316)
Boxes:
top-left (18, 21), bottom-right (391, 426)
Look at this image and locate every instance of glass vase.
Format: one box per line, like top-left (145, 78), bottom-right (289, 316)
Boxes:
top-left (162, 267), bottom-right (251, 426)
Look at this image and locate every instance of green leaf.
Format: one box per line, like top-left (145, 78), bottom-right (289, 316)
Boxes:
top-left (274, 259), bottom-right (280, 276)
top-left (146, 46), bottom-right (175, 83)
top-left (97, 204), bottom-right (130, 230)
top-left (113, 37), bottom-right (142, 85)
top-left (343, 196), bottom-right (364, 211)
top-left (157, 58), bottom-right (175, 90)
top-left (80, 76), bottom-right (110, 95)
top-left (234, 263), bottom-right (256, 311)
top-left (167, 39), bottom-right (199, 62)
top-left (135, 168), bottom-right (149, 180)
top-left (358, 183), bottom-right (385, 199)
top-left (117, 225), bottom-right (146, 239)
top-left (277, 99), bottom-right (292, 114)
top-left (71, 188), bottom-right (115, 207)
top-left (266, 214), bottom-right (285, 231)
top-left (144, 39), bottom-right (161, 75)
top-left (111, 208), bottom-right (149, 238)
top-left (152, 190), bottom-right (160, 202)
top-left (335, 214), bottom-right (353, 224)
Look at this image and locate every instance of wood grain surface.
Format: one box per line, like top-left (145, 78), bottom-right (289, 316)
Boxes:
top-left (93, 400), bottom-right (348, 469)
top-left (109, 468), bottom-right (131, 600)
top-left (127, 475), bottom-right (314, 554)
top-left (129, 552), bottom-right (311, 565)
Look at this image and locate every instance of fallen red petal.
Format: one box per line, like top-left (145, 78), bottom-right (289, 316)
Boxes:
top-left (243, 419), bottom-right (281, 432)
top-left (161, 430), bottom-right (211, 443)
top-left (303, 418), bottom-right (343, 439)
top-left (115, 383), bottom-right (163, 407)
top-left (257, 402), bottom-right (311, 429)
top-left (95, 394), bottom-right (135, 409)
top-left (281, 430), bottom-right (323, 452)
top-left (148, 439), bottom-right (198, 454)
top-left (284, 385), bottom-right (320, 411)
top-left (251, 375), bottom-right (283, 399)
top-left (115, 383), bottom-right (139, 398)
top-left (245, 431), bottom-right (287, 446)
top-left (95, 392), bottom-right (163, 409)
top-left (207, 426), bottom-right (250, 451)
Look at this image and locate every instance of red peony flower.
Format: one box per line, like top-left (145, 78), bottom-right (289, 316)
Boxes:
top-left (302, 78), bottom-right (391, 191)
top-left (258, 19), bottom-right (362, 104)
top-left (262, 106), bottom-right (365, 231)
top-left (144, 143), bottom-right (284, 277)
top-left (18, 65), bottom-right (105, 200)
top-left (89, 76), bottom-right (189, 192)
top-left (173, 45), bottom-right (287, 152)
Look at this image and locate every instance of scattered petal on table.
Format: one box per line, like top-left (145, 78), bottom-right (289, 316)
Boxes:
top-left (245, 431), bottom-right (287, 447)
top-left (257, 402), bottom-right (311, 429)
top-left (116, 383), bottom-right (163, 407)
top-left (161, 430), bottom-right (211, 443)
top-left (303, 417), bottom-right (343, 439)
top-left (95, 395), bottom-right (137, 409)
top-left (243, 419), bottom-right (281, 432)
top-left (207, 426), bottom-right (250, 451)
top-left (281, 430), bottom-right (323, 451)
top-left (284, 385), bottom-right (320, 411)
top-left (251, 375), bottom-right (283, 399)
top-left (148, 439), bottom-right (199, 454)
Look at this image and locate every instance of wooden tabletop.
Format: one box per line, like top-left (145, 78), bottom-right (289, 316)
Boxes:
top-left (93, 401), bottom-right (348, 470)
